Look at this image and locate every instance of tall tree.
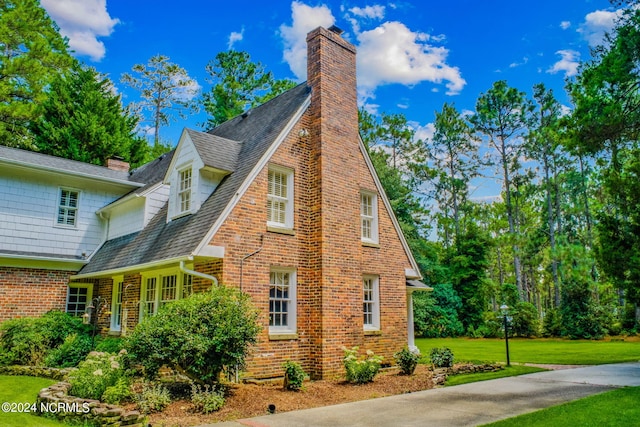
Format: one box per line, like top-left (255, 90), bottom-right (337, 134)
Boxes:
top-left (0, 0), bottom-right (73, 148)
top-left (121, 55), bottom-right (199, 146)
top-left (202, 50), bottom-right (296, 128)
top-left (470, 80), bottom-right (533, 300)
top-left (30, 62), bottom-right (148, 166)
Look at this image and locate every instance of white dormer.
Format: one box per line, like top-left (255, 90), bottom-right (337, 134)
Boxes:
top-left (165, 128), bottom-right (239, 222)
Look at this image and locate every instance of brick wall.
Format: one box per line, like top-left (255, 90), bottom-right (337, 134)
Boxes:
top-left (210, 27), bottom-right (412, 380)
top-left (0, 267), bottom-right (74, 322)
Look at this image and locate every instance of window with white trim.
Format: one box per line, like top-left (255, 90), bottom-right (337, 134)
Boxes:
top-left (66, 284), bottom-right (93, 317)
top-left (360, 191), bottom-right (378, 243)
top-left (363, 275), bottom-right (380, 330)
top-left (178, 167), bottom-right (192, 214)
top-left (267, 166), bottom-right (293, 229)
top-left (269, 268), bottom-right (296, 334)
top-left (140, 271), bottom-right (193, 320)
top-left (110, 277), bottom-right (124, 331)
top-left (57, 188), bottom-right (79, 227)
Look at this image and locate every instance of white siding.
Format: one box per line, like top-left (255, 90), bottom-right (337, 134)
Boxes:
top-left (107, 198), bottom-right (145, 239)
top-left (0, 173), bottom-right (128, 259)
top-left (145, 184), bottom-right (170, 225)
top-left (167, 136), bottom-right (204, 220)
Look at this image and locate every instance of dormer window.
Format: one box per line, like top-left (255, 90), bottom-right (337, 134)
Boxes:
top-left (178, 167), bottom-right (192, 214)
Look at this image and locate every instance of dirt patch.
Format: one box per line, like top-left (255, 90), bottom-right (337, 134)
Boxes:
top-left (135, 364), bottom-right (436, 426)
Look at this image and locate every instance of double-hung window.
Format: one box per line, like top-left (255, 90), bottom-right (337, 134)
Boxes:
top-left (269, 268), bottom-right (296, 334)
top-left (140, 272), bottom-right (193, 320)
top-left (363, 275), bottom-right (380, 330)
top-left (267, 166), bottom-right (293, 230)
top-left (360, 191), bottom-right (378, 244)
top-left (178, 167), bottom-right (192, 214)
top-left (57, 188), bottom-right (79, 227)
top-left (66, 284), bottom-right (92, 317)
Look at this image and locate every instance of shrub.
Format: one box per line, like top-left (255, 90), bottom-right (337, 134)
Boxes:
top-left (136, 382), bottom-right (171, 414)
top-left (125, 286), bottom-right (261, 384)
top-left (393, 347), bottom-right (420, 375)
top-left (95, 337), bottom-right (125, 354)
top-left (542, 308), bottom-right (562, 337)
top-left (102, 377), bottom-right (133, 405)
top-left (44, 333), bottom-right (93, 368)
top-left (510, 302), bottom-right (540, 337)
top-left (0, 310), bottom-right (91, 366)
top-left (429, 347), bottom-right (454, 368)
top-left (282, 360), bottom-right (306, 391)
top-left (342, 346), bottom-right (383, 384)
top-left (68, 351), bottom-right (127, 400)
top-left (190, 383), bottom-right (225, 413)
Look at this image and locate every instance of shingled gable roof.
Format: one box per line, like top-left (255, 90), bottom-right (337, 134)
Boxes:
top-left (184, 129), bottom-right (240, 173)
top-left (0, 145), bottom-right (144, 187)
top-left (77, 83), bottom-right (311, 276)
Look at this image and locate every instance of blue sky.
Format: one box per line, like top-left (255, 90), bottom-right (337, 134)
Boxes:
top-left (40, 0), bottom-right (622, 200)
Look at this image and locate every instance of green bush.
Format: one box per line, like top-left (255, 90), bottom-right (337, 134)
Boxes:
top-left (510, 302), bottom-right (540, 337)
top-left (44, 333), bottom-right (93, 368)
top-left (102, 377), bottom-right (133, 405)
top-left (0, 311), bottom-right (91, 367)
top-left (190, 383), bottom-right (225, 413)
top-left (282, 360), bottom-right (306, 391)
top-left (136, 382), bottom-right (171, 414)
top-left (125, 286), bottom-right (261, 384)
top-left (68, 351), bottom-right (128, 400)
top-left (429, 347), bottom-right (454, 368)
top-left (342, 346), bottom-right (383, 384)
top-left (393, 347), bottom-right (420, 375)
top-left (95, 336), bottom-right (125, 353)
top-left (542, 308), bottom-right (562, 337)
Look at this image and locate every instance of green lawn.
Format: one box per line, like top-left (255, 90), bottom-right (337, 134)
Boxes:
top-left (417, 337), bottom-right (640, 365)
top-left (481, 386), bottom-right (640, 427)
top-left (0, 375), bottom-right (67, 427)
top-left (444, 364), bottom-right (546, 386)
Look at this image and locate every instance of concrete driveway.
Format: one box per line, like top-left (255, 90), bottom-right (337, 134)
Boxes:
top-left (208, 362), bottom-right (640, 427)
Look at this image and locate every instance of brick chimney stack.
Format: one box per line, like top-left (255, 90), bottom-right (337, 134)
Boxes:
top-left (106, 157), bottom-right (130, 172)
top-left (306, 26), bottom-right (361, 378)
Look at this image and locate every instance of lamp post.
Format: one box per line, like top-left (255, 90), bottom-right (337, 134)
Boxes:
top-left (500, 304), bottom-right (511, 367)
top-left (84, 296), bottom-right (108, 349)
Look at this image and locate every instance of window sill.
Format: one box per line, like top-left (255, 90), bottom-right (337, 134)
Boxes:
top-left (267, 226), bottom-right (295, 236)
top-left (364, 329), bottom-right (382, 336)
top-left (362, 241), bottom-right (380, 248)
top-left (269, 333), bottom-right (299, 340)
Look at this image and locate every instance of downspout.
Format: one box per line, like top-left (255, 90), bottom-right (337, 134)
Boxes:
top-left (179, 260), bottom-right (219, 286)
top-left (239, 235), bottom-right (264, 292)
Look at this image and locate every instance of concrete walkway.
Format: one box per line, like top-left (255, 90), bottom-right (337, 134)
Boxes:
top-left (207, 362), bottom-right (640, 427)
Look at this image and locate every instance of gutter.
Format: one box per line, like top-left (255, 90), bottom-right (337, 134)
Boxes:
top-left (179, 260), bottom-right (219, 286)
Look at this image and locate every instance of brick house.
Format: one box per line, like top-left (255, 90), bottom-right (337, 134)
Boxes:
top-left (0, 26), bottom-right (428, 379)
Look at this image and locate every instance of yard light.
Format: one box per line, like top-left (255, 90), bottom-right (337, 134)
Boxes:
top-left (500, 304), bottom-right (511, 367)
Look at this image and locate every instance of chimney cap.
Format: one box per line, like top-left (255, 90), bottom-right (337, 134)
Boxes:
top-left (328, 25), bottom-right (344, 35)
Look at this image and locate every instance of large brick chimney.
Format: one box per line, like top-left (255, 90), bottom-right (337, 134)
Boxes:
top-left (306, 26), bottom-right (361, 378)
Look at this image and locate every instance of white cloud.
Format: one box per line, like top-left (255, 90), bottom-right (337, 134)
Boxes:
top-left (509, 57), bottom-right (529, 68)
top-left (228, 28), bottom-right (245, 50)
top-left (412, 122), bottom-right (434, 143)
top-left (578, 9), bottom-right (623, 47)
top-left (41, 0), bottom-right (119, 61)
top-left (356, 21), bottom-right (466, 96)
top-left (547, 49), bottom-right (580, 77)
top-left (279, 1), bottom-right (335, 80)
top-left (346, 5), bottom-right (385, 33)
top-left (560, 21), bottom-right (571, 30)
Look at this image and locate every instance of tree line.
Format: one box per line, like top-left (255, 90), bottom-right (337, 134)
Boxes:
top-left (1, 0), bottom-right (638, 338)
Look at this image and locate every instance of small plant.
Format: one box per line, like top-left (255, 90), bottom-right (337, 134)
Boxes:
top-left (95, 336), bottom-right (125, 353)
top-left (282, 360), bottom-right (306, 391)
top-left (102, 377), bottom-right (133, 404)
top-left (430, 347), bottom-right (454, 368)
top-left (190, 383), bottom-right (225, 413)
top-left (136, 382), bottom-right (171, 414)
top-left (342, 346), bottom-right (383, 384)
top-left (394, 347), bottom-right (420, 375)
top-left (68, 351), bottom-right (128, 400)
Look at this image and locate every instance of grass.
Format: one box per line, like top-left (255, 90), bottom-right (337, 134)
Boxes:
top-left (417, 337), bottom-right (640, 365)
top-left (0, 375), bottom-right (67, 427)
top-left (444, 364), bottom-right (546, 386)
top-left (481, 386), bottom-right (640, 427)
